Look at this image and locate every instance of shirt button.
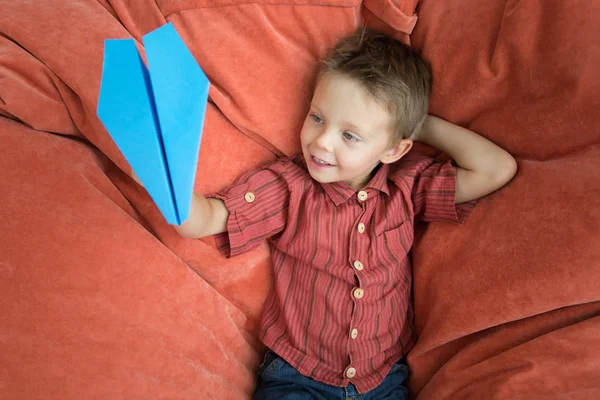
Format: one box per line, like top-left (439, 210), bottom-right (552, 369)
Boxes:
top-left (244, 192), bottom-right (255, 203)
top-left (357, 190), bottom-right (368, 201)
top-left (345, 366), bottom-right (356, 379)
top-left (351, 328), bottom-right (358, 339)
top-left (353, 288), bottom-right (364, 299)
top-left (357, 223), bottom-right (365, 233)
top-left (353, 260), bottom-right (364, 271)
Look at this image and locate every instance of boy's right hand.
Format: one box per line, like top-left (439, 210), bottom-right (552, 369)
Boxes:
top-left (131, 168), bottom-right (228, 238)
top-left (175, 193), bottom-right (229, 238)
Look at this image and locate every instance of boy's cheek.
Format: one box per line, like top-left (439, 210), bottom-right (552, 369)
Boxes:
top-left (299, 127), bottom-right (311, 147)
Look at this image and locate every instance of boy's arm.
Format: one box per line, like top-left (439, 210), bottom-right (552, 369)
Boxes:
top-left (131, 171), bottom-right (228, 238)
top-left (412, 115), bottom-right (517, 204)
top-left (175, 194), bottom-right (229, 239)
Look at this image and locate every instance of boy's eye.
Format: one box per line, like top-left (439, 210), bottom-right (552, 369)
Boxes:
top-left (311, 114), bottom-right (323, 124)
top-left (342, 131), bottom-right (360, 142)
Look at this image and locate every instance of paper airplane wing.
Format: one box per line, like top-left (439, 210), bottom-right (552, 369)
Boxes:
top-left (143, 23), bottom-right (209, 224)
top-left (97, 39), bottom-right (179, 224)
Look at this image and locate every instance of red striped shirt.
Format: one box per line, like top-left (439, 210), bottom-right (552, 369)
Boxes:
top-left (211, 152), bottom-right (474, 393)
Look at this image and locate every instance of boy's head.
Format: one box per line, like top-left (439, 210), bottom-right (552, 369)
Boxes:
top-left (301, 27), bottom-right (432, 189)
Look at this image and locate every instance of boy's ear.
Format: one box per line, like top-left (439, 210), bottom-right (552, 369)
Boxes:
top-left (380, 139), bottom-right (413, 164)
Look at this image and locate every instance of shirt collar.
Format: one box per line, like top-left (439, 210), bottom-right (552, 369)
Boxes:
top-left (295, 154), bottom-right (391, 205)
top-left (320, 163), bottom-right (391, 206)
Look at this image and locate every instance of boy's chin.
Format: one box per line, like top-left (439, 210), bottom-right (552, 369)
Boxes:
top-left (307, 169), bottom-right (334, 184)
top-left (308, 170), bottom-right (363, 188)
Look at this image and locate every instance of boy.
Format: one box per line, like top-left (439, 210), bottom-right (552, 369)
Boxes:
top-left (164, 28), bottom-right (517, 398)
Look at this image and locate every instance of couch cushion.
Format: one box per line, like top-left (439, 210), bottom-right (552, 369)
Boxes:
top-left (407, 0), bottom-right (600, 397)
top-left (0, 117), bottom-right (263, 399)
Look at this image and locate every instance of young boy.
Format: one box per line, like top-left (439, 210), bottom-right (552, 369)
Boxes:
top-left (169, 28), bottom-right (517, 398)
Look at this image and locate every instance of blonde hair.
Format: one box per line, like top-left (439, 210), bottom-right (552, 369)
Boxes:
top-left (319, 27), bottom-right (432, 143)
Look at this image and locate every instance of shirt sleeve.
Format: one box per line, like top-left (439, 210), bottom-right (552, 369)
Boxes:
top-left (392, 152), bottom-right (476, 223)
top-left (207, 158), bottom-right (291, 258)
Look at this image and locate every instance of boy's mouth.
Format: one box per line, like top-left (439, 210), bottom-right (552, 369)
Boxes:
top-left (311, 155), bottom-right (334, 167)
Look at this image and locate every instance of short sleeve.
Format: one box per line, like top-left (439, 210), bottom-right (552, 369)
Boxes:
top-left (392, 152), bottom-right (476, 223)
top-left (207, 158), bottom-right (291, 258)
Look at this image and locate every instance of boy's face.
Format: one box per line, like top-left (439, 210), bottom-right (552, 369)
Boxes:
top-left (301, 74), bottom-right (411, 189)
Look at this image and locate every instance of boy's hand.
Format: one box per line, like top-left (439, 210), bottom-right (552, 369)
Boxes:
top-left (130, 168), bottom-right (228, 238)
top-left (176, 193), bottom-right (229, 238)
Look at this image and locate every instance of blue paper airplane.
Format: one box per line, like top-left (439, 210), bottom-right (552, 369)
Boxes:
top-left (97, 23), bottom-right (209, 225)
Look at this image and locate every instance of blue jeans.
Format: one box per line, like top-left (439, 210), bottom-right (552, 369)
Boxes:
top-left (254, 351), bottom-right (409, 400)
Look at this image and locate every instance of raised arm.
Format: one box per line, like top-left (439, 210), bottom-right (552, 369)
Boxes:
top-left (412, 115), bottom-right (517, 204)
top-left (132, 171), bottom-right (228, 238)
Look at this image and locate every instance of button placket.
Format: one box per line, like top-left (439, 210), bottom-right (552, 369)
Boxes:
top-left (346, 191), bottom-right (371, 382)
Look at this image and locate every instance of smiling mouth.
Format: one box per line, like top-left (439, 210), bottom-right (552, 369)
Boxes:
top-left (311, 155), bottom-right (334, 166)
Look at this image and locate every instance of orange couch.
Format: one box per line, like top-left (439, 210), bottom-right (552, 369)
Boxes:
top-left (1, 0), bottom-right (599, 398)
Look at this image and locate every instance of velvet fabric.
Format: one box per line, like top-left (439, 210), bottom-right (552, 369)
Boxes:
top-left (0, 0), bottom-right (598, 398)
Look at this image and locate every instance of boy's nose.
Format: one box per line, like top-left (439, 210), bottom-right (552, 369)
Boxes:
top-left (315, 130), bottom-right (335, 152)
